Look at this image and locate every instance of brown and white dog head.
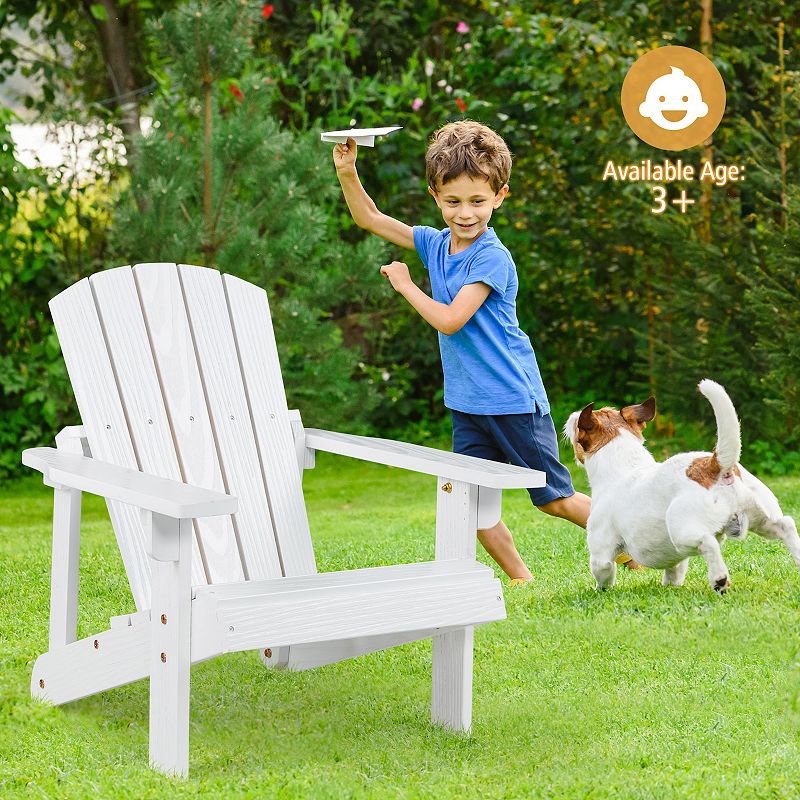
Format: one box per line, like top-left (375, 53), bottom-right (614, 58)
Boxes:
top-left (564, 397), bottom-right (656, 465)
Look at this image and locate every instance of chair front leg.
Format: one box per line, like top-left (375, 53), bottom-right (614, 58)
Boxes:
top-left (432, 477), bottom-right (478, 732)
top-left (49, 486), bottom-right (82, 650)
top-left (148, 512), bottom-right (193, 777)
top-left (48, 426), bottom-right (88, 651)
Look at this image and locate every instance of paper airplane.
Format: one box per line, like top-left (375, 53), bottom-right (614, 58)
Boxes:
top-left (320, 126), bottom-right (402, 147)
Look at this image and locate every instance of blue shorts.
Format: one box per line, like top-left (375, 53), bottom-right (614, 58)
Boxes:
top-left (451, 409), bottom-right (576, 507)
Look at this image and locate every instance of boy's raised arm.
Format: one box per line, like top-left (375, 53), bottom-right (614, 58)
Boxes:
top-left (334, 137), bottom-right (415, 251)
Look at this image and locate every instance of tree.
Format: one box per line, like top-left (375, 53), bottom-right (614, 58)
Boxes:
top-left (0, 0), bottom-right (179, 161)
top-left (111, 0), bottom-right (390, 429)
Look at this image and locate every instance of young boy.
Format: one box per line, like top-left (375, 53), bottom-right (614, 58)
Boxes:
top-left (333, 120), bottom-right (640, 581)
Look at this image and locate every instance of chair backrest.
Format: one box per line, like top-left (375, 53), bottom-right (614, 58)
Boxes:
top-left (49, 263), bottom-right (317, 610)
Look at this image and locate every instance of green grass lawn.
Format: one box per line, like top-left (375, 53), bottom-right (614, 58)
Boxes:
top-left (2, 454), bottom-right (800, 799)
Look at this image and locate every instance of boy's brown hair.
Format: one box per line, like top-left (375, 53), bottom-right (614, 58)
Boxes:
top-left (425, 120), bottom-right (512, 194)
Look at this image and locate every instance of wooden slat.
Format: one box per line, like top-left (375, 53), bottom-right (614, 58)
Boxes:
top-left (178, 264), bottom-right (282, 580)
top-left (31, 623), bottom-right (151, 706)
top-left (285, 627), bottom-right (460, 671)
top-left (23, 447), bottom-right (237, 519)
top-left (202, 559), bottom-right (493, 600)
top-left (216, 575), bottom-right (503, 652)
top-left (49, 278), bottom-right (151, 609)
top-left (223, 274), bottom-right (316, 576)
top-left (134, 263), bottom-right (245, 584)
top-left (90, 267), bottom-right (207, 586)
top-left (305, 428), bottom-right (547, 489)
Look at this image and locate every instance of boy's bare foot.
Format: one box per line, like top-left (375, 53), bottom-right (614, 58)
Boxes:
top-left (616, 553), bottom-right (645, 571)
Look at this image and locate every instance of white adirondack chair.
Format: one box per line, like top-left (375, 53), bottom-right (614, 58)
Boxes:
top-left (22, 263), bottom-right (546, 777)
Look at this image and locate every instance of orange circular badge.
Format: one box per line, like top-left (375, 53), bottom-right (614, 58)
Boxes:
top-left (621, 46), bottom-right (726, 151)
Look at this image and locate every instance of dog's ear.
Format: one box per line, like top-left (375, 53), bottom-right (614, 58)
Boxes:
top-left (578, 402), bottom-right (596, 431)
top-left (622, 396), bottom-right (656, 427)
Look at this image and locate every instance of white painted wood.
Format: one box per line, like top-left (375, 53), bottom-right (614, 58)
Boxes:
top-left (130, 609), bottom-right (151, 626)
top-left (33, 265), bottom-right (513, 777)
top-left (23, 448), bottom-right (237, 519)
top-left (477, 486), bottom-right (503, 529)
top-left (47, 432), bottom-right (86, 650)
top-left (55, 426), bottom-right (90, 457)
top-left (287, 410), bottom-right (316, 473)
top-left (29, 620), bottom-right (474, 704)
top-left (110, 613), bottom-right (132, 630)
top-left (149, 514), bottom-right (192, 778)
top-left (435, 479), bottom-right (478, 561)
top-left (432, 627), bottom-right (474, 732)
top-left (210, 570), bottom-right (503, 653)
top-left (189, 562), bottom-right (498, 662)
top-left (204, 559), bottom-right (493, 599)
top-left (259, 645), bottom-right (290, 669)
top-left (285, 626), bottom-right (462, 671)
top-left (49, 486), bottom-right (81, 649)
top-left (224, 275), bottom-right (316, 576)
top-left (305, 429), bottom-right (546, 489)
top-left (90, 267), bottom-right (207, 586)
top-left (49, 278), bottom-right (152, 609)
top-left (178, 264), bottom-right (282, 580)
top-left (134, 263), bottom-right (244, 585)
top-left (31, 624), bottom-right (151, 705)
top-left (432, 478), bottom-right (479, 733)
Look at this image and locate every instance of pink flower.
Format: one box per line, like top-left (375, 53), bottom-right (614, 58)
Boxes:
top-left (464, 42), bottom-right (472, 51)
top-left (456, 21), bottom-right (470, 34)
top-left (411, 97), bottom-right (424, 111)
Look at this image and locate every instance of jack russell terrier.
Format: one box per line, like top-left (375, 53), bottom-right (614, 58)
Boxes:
top-left (563, 379), bottom-right (800, 593)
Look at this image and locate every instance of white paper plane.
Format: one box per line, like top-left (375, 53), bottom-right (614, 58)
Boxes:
top-left (320, 126), bottom-right (402, 147)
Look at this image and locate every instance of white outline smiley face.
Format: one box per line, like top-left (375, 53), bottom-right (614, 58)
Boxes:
top-left (638, 66), bottom-right (709, 131)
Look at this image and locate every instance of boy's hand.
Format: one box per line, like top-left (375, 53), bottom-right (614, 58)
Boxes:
top-left (333, 137), bottom-right (358, 173)
top-left (379, 261), bottom-right (412, 293)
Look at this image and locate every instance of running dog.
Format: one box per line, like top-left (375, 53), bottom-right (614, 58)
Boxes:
top-left (563, 379), bottom-right (800, 592)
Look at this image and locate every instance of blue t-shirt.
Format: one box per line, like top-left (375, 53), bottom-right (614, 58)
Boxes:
top-left (413, 225), bottom-right (550, 415)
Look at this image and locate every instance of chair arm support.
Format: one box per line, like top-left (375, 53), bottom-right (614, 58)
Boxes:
top-left (22, 447), bottom-right (237, 519)
top-left (303, 429), bottom-right (546, 490)
top-left (55, 425), bottom-right (91, 456)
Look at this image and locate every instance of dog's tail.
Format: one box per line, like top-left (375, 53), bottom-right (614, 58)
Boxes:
top-left (698, 379), bottom-right (741, 471)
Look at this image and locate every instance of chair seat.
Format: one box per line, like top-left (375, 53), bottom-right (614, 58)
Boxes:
top-left (191, 560), bottom-right (505, 658)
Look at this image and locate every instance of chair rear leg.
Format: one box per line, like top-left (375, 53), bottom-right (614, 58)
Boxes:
top-left (148, 514), bottom-right (193, 777)
top-left (432, 626), bottom-right (473, 732)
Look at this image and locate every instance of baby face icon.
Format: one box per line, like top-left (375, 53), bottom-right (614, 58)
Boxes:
top-left (638, 66), bottom-right (709, 131)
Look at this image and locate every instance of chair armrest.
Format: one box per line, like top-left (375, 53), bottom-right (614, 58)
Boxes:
top-left (22, 447), bottom-right (237, 519)
top-left (303, 429), bottom-right (546, 489)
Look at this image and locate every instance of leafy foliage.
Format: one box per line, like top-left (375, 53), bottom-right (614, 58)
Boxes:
top-left (0, 108), bottom-right (74, 476)
top-left (111, 0), bottom-right (389, 429)
top-left (1, 0), bottom-right (798, 476)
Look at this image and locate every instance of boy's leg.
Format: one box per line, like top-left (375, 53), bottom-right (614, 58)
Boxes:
top-left (451, 410), bottom-right (534, 581)
top-left (535, 492), bottom-right (591, 528)
top-left (536, 494), bottom-right (643, 570)
top-left (477, 520), bottom-right (533, 581)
